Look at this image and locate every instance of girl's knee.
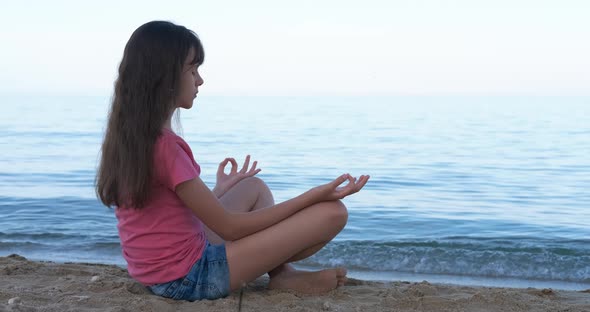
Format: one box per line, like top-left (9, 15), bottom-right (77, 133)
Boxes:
top-left (324, 200), bottom-right (348, 230)
top-left (241, 176), bottom-right (269, 191)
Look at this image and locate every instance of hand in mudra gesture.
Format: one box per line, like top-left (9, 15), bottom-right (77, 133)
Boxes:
top-left (310, 173), bottom-right (370, 202)
top-left (213, 155), bottom-right (261, 198)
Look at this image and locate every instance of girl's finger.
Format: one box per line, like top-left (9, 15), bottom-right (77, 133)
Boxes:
top-left (217, 158), bottom-right (230, 174)
top-left (344, 175), bottom-right (356, 192)
top-left (247, 161), bottom-right (258, 174)
top-left (331, 174), bottom-right (349, 187)
top-left (355, 175), bottom-right (370, 191)
top-left (229, 158), bottom-right (238, 173)
top-left (240, 155), bottom-right (251, 174)
top-left (248, 168), bottom-right (262, 176)
top-left (336, 175), bottom-right (356, 197)
top-left (351, 175), bottom-right (368, 192)
top-left (336, 174), bottom-right (370, 198)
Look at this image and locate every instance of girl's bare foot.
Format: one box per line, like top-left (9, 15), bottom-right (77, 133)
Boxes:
top-left (336, 268), bottom-right (348, 286)
top-left (268, 267), bottom-right (347, 294)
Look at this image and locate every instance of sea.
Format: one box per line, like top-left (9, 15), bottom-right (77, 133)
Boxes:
top-left (0, 95), bottom-right (589, 290)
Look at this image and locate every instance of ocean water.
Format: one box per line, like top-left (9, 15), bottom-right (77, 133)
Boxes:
top-left (0, 95), bottom-right (589, 290)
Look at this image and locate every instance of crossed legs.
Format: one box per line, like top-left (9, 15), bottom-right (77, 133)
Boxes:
top-left (204, 177), bottom-right (348, 293)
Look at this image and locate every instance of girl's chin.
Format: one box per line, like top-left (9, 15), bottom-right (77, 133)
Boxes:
top-left (180, 100), bottom-right (194, 109)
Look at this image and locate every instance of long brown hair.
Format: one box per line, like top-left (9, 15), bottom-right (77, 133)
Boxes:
top-left (96, 21), bottom-right (204, 208)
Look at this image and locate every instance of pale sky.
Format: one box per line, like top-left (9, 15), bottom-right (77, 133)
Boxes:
top-left (0, 0), bottom-right (588, 96)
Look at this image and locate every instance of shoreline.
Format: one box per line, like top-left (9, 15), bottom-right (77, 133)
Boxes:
top-left (327, 267), bottom-right (590, 292)
top-left (1, 254), bottom-right (589, 312)
top-left (6, 253), bottom-right (590, 292)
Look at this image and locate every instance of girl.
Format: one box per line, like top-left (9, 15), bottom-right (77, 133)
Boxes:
top-left (96, 20), bottom-right (369, 301)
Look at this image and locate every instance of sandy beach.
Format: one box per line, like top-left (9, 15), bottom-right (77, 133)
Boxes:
top-left (0, 254), bottom-right (588, 312)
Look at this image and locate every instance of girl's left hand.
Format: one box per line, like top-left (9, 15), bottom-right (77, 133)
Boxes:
top-left (213, 155), bottom-right (261, 198)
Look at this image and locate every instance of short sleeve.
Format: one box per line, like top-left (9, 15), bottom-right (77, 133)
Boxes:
top-left (155, 137), bottom-right (200, 191)
top-left (169, 143), bottom-right (200, 189)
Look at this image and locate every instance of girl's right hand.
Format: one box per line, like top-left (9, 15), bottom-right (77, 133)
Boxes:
top-left (213, 155), bottom-right (261, 198)
top-left (310, 174), bottom-right (370, 202)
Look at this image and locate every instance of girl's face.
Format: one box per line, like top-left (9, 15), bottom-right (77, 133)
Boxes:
top-left (177, 48), bottom-right (204, 109)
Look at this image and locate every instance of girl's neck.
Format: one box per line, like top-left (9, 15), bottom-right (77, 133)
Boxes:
top-left (163, 115), bottom-right (173, 131)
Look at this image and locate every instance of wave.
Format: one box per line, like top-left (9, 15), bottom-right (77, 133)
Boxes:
top-left (0, 232), bottom-right (119, 243)
top-left (299, 238), bottom-right (590, 283)
top-left (2, 235), bottom-right (588, 283)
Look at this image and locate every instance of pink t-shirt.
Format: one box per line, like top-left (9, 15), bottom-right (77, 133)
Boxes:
top-left (115, 128), bottom-right (206, 286)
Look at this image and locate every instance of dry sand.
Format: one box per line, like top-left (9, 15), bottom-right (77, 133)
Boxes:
top-left (1, 254), bottom-right (589, 312)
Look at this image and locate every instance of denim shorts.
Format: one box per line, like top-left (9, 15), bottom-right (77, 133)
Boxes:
top-left (148, 243), bottom-right (231, 301)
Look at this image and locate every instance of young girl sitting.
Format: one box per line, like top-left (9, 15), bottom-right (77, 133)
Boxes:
top-left (96, 20), bottom-right (369, 301)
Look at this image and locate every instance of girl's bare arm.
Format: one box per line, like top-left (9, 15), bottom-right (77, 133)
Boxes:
top-left (176, 174), bottom-right (368, 241)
